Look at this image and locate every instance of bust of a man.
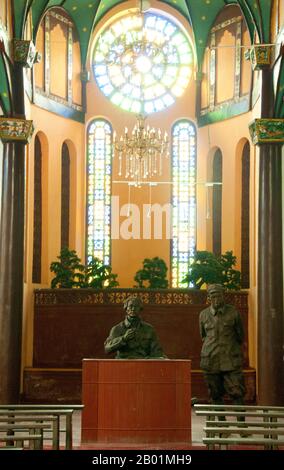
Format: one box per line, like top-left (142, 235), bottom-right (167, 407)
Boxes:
top-left (104, 296), bottom-right (166, 359)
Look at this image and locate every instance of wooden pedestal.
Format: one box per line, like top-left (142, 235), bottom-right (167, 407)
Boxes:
top-left (81, 359), bottom-right (191, 446)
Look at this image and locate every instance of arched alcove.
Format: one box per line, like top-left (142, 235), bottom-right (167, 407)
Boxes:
top-left (61, 139), bottom-right (77, 251)
top-left (61, 142), bottom-right (70, 250)
top-left (212, 149), bottom-right (223, 256)
top-left (32, 132), bottom-right (49, 284)
top-left (241, 141), bottom-right (250, 288)
top-left (235, 137), bottom-right (250, 287)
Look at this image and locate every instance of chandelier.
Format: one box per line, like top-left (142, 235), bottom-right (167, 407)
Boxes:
top-left (113, 114), bottom-right (169, 187)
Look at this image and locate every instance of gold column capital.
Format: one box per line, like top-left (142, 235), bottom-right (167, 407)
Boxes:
top-left (249, 118), bottom-right (284, 145)
top-left (13, 39), bottom-right (41, 68)
top-left (245, 45), bottom-right (271, 70)
top-left (0, 117), bottom-right (34, 143)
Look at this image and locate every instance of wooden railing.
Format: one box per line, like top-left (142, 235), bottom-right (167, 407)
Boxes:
top-left (34, 287), bottom-right (248, 308)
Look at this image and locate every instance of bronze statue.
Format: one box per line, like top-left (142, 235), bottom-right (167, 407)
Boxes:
top-left (199, 284), bottom-right (245, 416)
top-left (104, 295), bottom-right (166, 359)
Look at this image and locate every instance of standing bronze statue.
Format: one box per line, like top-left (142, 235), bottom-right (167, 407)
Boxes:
top-left (104, 295), bottom-right (166, 359)
top-left (199, 284), bottom-right (245, 415)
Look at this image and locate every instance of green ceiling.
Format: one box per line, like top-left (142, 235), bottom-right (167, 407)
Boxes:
top-left (11, 0), bottom-right (273, 68)
top-left (2, 0), bottom-right (281, 118)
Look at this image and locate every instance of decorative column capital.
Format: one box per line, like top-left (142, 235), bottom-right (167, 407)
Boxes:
top-left (0, 117), bottom-right (34, 143)
top-left (195, 71), bottom-right (204, 82)
top-left (13, 39), bottom-right (41, 68)
top-left (80, 70), bottom-right (90, 82)
top-left (249, 118), bottom-right (284, 145)
top-left (245, 45), bottom-right (271, 70)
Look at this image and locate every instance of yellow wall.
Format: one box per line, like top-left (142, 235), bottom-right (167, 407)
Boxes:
top-left (35, 23), bottom-right (44, 89)
top-left (86, 1), bottom-right (197, 287)
top-left (23, 100), bottom-right (85, 366)
top-left (216, 28), bottom-right (235, 103)
top-left (84, 1), bottom-right (259, 368)
top-left (21, 0), bottom-right (265, 373)
top-left (241, 28), bottom-right (252, 95)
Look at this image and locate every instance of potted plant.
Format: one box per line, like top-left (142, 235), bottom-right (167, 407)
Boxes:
top-left (82, 256), bottom-right (119, 288)
top-left (182, 250), bottom-right (241, 290)
top-left (50, 248), bottom-right (119, 288)
top-left (50, 247), bottom-right (85, 288)
top-left (134, 257), bottom-right (169, 288)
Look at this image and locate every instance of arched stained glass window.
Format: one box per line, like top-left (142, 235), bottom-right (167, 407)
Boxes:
top-left (171, 120), bottom-right (196, 287)
top-left (87, 119), bottom-right (112, 265)
top-left (93, 12), bottom-right (193, 115)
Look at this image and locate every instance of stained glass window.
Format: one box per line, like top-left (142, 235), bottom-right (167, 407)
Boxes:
top-left (87, 119), bottom-right (112, 265)
top-left (171, 121), bottom-right (196, 287)
top-left (93, 12), bottom-right (193, 114)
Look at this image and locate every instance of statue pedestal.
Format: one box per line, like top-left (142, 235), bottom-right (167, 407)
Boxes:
top-left (81, 359), bottom-right (191, 446)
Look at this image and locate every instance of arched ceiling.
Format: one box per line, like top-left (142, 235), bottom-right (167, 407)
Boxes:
top-left (12, 0), bottom-right (272, 69)
top-left (2, 1), bottom-right (280, 117)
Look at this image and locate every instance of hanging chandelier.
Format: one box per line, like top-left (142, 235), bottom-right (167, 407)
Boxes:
top-left (113, 114), bottom-right (169, 187)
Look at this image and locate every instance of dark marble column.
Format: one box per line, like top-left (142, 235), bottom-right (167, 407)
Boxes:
top-left (257, 68), bottom-right (284, 404)
top-left (0, 141), bottom-right (25, 403)
top-left (0, 61), bottom-right (26, 403)
top-left (257, 143), bottom-right (284, 404)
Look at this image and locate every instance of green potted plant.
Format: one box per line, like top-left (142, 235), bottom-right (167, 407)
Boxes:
top-left (134, 257), bottom-right (169, 288)
top-left (50, 248), bottom-right (119, 288)
top-left (182, 250), bottom-right (241, 290)
top-left (50, 247), bottom-right (85, 288)
top-left (82, 256), bottom-right (119, 288)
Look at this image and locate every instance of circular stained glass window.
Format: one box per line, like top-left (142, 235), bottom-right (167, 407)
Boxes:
top-left (92, 12), bottom-right (193, 115)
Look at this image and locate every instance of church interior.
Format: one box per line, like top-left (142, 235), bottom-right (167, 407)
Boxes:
top-left (0, 0), bottom-right (284, 448)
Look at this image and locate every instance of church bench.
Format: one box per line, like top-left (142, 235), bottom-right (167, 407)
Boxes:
top-left (0, 423), bottom-right (51, 450)
top-left (0, 404), bottom-right (84, 450)
top-left (0, 447), bottom-right (24, 450)
top-left (0, 408), bottom-right (77, 449)
top-left (0, 404), bottom-right (84, 411)
top-left (0, 423), bottom-right (51, 433)
top-left (0, 434), bottom-right (43, 449)
top-left (203, 426), bottom-right (284, 449)
top-left (194, 404), bottom-right (284, 412)
top-left (205, 419), bottom-right (284, 429)
top-left (194, 404), bottom-right (284, 449)
top-left (203, 435), bottom-right (283, 450)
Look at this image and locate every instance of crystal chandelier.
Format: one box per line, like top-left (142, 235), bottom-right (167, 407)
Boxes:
top-left (113, 114), bottom-right (169, 186)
